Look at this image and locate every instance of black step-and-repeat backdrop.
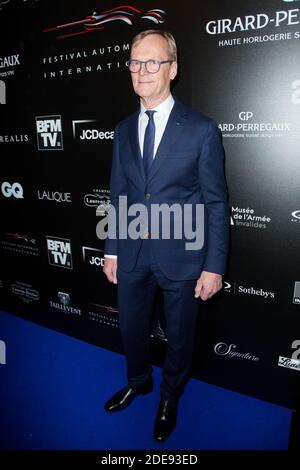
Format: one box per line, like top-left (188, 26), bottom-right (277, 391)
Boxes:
top-left (1, 0), bottom-right (299, 409)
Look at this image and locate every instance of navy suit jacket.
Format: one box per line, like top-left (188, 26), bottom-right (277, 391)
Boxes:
top-left (105, 98), bottom-right (229, 281)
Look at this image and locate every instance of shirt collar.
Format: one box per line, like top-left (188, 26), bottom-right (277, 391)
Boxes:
top-left (140, 94), bottom-right (174, 117)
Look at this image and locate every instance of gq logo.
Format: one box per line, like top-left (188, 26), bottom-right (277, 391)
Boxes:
top-left (0, 80), bottom-right (5, 104)
top-left (291, 80), bottom-right (300, 104)
top-left (239, 111), bottom-right (253, 121)
top-left (36, 115), bottom-right (63, 150)
top-left (46, 236), bottom-right (73, 269)
top-left (1, 182), bottom-right (23, 199)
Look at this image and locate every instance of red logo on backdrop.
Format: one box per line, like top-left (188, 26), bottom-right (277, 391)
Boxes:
top-left (43, 5), bottom-right (166, 40)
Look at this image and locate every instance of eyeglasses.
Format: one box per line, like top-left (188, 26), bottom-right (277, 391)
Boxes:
top-left (126, 59), bottom-right (173, 74)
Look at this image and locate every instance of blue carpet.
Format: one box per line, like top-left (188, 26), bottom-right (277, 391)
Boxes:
top-left (0, 310), bottom-right (291, 450)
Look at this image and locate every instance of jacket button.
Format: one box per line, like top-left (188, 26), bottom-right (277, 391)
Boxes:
top-left (145, 193), bottom-right (151, 199)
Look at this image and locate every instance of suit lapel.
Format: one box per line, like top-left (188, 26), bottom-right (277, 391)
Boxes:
top-left (147, 100), bottom-right (187, 183)
top-left (126, 100), bottom-right (188, 183)
top-left (128, 111), bottom-right (146, 181)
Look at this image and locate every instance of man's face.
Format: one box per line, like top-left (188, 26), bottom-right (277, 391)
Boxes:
top-left (130, 34), bottom-right (177, 105)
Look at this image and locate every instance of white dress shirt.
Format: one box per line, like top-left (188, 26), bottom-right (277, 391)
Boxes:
top-left (138, 94), bottom-right (175, 157)
top-left (105, 95), bottom-right (175, 259)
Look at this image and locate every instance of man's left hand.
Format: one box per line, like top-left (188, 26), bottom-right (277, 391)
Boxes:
top-left (194, 271), bottom-right (222, 301)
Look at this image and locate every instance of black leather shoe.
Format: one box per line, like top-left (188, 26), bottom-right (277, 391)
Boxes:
top-left (153, 399), bottom-right (178, 442)
top-left (104, 378), bottom-right (153, 412)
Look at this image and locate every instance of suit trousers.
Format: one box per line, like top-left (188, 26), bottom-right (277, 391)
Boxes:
top-left (117, 239), bottom-right (201, 403)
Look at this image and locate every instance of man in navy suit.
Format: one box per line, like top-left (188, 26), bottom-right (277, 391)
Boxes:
top-left (103, 30), bottom-right (229, 442)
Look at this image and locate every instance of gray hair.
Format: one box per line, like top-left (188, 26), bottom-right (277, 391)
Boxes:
top-left (131, 30), bottom-right (177, 62)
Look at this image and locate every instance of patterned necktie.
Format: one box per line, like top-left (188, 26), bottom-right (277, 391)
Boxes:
top-left (143, 110), bottom-right (156, 178)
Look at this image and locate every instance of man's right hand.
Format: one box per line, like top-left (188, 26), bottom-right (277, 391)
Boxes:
top-left (103, 258), bottom-right (118, 284)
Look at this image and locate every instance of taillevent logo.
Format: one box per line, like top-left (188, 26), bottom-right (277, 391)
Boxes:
top-left (49, 292), bottom-right (82, 316)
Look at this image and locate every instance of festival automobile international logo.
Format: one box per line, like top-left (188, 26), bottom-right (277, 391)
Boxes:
top-left (72, 120), bottom-right (114, 141)
top-left (88, 303), bottom-right (119, 328)
top-left (278, 340), bottom-right (300, 372)
top-left (46, 236), bottom-right (73, 269)
top-left (43, 6), bottom-right (166, 40)
top-left (0, 232), bottom-right (39, 256)
top-left (0, 0), bottom-right (10, 10)
top-left (36, 115), bottom-right (63, 150)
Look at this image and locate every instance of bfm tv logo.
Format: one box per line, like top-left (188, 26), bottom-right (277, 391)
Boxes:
top-left (36, 115), bottom-right (63, 150)
top-left (46, 236), bottom-right (73, 269)
top-left (0, 80), bottom-right (5, 104)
